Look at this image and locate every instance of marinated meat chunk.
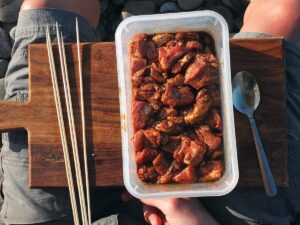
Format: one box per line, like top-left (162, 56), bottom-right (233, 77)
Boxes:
top-left (138, 166), bottom-right (158, 182)
top-left (171, 52), bottom-right (195, 74)
top-left (162, 83), bottom-right (194, 107)
top-left (184, 89), bottom-right (212, 124)
top-left (158, 46), bottom-right (188, 71)
top-left (132, 101), bottom-right (152, 131)
top-left (175, 32), bottom-right (199, 41)
top-left (146, 41), bottom-right (158, 61)
top-left (130, 34), bottom-right (147, 59)
top-left (199, 160), bottom-right (224, 182)
top-left (136, 147), bottom-right (159, 165)
top-left (153, 33), bottom-right (175, 47)
top-left (195, 125), bottom-right (222, 151)
top-left (183, 140), bottom-right (207, 166)
top-left (184, 54), bottom-right (218, 89)
top-left (158, 107), bottom-right (178, 120)
top-left (167, 74), bottom-right (185, 86)
top-left (207, 85), bottom-right (221, 107)
top-left (133, 130), bottom-right (147, 152)
top-left (173, 166), bottom-right (196, 183)
top-left (130, 32), bottom-right (224, 184)
top-left (205, 109), bottom-right (222, 131)
top-left (161, 136), bottom-right (181, 153)
top-left (150, 63), bottom-right (165, 83)
top-left (210, 149), bottom-right (224, 160)
top-left (131, 67), bottom-right (148, 87)
top-left (155, 116), bottom-right (185, 134)
top-left (186, 41), bottom-right (202, 50)
top-left (133, 83), bottom-right (161, 104)
top-left (130, 57), bottom-right (147, 74)
top-left (153, 153), bottom-right (170, 175)
top-left (173, 136), bottom-right (206, 166)
top-left (175, 32), bottom-right (185, 41)
top-left (158, 161), bottom-right (184, 184)
top-left (143, 128), bottom-right (161, 147)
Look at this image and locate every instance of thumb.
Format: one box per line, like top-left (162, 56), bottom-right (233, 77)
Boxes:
top-left (143, 204), bottom-right (163, 225)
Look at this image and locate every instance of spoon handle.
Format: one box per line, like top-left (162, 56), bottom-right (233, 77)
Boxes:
top-left (248, 117), bottom-right (278, 197)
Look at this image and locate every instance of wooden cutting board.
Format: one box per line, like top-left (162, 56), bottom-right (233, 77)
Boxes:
top-left (0, 38), bottom-right (287, 188)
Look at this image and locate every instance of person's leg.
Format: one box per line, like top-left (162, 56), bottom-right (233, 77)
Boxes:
top-left (203, 1), bottom-right (300, 225)
top-left (1, 1), bottom-right (101, 224)
top-left (21, 0), bottom-right (100, 28)
top-left (240, 0), bottom-right (300, 48)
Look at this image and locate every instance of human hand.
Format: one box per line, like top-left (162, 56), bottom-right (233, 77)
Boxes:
top-left (141, 198), bottom-right (219, 225)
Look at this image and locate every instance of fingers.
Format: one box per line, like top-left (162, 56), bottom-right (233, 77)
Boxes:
top-left (143, 204), bottom-right (163, 225)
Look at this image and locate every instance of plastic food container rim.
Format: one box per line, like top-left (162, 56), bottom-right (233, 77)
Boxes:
top-left (115, 11), bottom-right (239, 198)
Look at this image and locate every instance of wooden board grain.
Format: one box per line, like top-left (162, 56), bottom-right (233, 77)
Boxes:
top-left (0, 38), bottom-right (287, 187)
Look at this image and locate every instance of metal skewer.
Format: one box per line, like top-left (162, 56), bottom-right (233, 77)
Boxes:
top-left (76, 18), bottom-right (91, 225)
top-left (46, 26), bottom-right (80, 225)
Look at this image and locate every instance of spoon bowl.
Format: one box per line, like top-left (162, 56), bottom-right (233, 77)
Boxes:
top-left (232, 71), bottom-right (260, 117)
top-left (232, 71), bottom-right (277, 197)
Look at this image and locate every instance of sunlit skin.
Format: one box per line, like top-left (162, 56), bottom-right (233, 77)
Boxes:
top-left (241, 0), bottom-right (300, 48)
top-left (21, 0), bottom-right (100, 28)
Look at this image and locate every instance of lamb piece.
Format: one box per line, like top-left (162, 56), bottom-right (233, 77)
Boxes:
top-left (132, 101), bottom-right (152, 131)
top-left (184, 55), bottom-right (218, 90)
top-left (146, 41), bottom-right (158, 62)
top-left (133, 130), bottom-right (147, 152)
top-left (143, 128), bottom-right (161, 148)
top-left (186, 41), bottom-right (202, 50)
top-left (138, 166), bottom-right (158, 182)
top-left (149, 102), bottom-right (162, 115)
top-left (173, 136), bottom-right (206, 166)
top-left (157, 107), bottom-right (178, 120)
top-left (133, 83), bottom-right (161, 104)
top-left (171, 52), bottom-right (195, 74)
top-left (210, 149), bottom-right (224, 160)
top-left (175, 32), bottom-right (199, 41)
top-left (155, 116), bottom-right (185, 134)
top-left (161, 135), bottom-right (181, 153)
top-left (207, 85), bottom-right (221, 107)
top-left (150, 63), bottom-right (165, 84)
top-left (204, 108), bottom-right (222, 131)
top-left (131, 66), bottom-right (149, 87)
top-left (204, 54), bottom-right (218, 69)
top-left (166, 40), bottom-right (178, 48)
top-left (136, 147), bottom-right (159, 165)
top-left (183, 140), bottom-right (207, 166)
top-left (161, 83), bottom-right (194, 107)
top-left (158, 46), bottom-right (188, 71)
top-left (185, 32), bottom-right (200, 41)
top-left (173, 166), bottom-right (196, 183)
top-left (167, 74), bottom-right (185, 86)
top-left (158, 161), bottom-right (184, 184)
top-left (199, 160), bottom-right (224, 182)
top-left (130, 33), bottom-right (147, 59)
top-left (153, 152), bottom-right (170, 175)
top-left (153, 33), bottom-right (175, 47)
top-left (130, 57), bottom-right (147, 75)
top-left (195, 125), bottom-right (222, 151)
top-left (175, 32), bottom-right (185, 41)
top-left (184, 89), bottom-right (212, 124)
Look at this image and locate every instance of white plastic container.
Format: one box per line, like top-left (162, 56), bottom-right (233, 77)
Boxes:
top-left (115, 11), bottom-right (239, 198)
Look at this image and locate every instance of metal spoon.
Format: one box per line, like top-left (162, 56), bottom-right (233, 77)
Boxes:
top-left (232, 71), bottom-right (277, 197)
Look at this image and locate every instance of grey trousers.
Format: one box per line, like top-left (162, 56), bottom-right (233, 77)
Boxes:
top-left (0, 8), bottom-right (300, 225)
